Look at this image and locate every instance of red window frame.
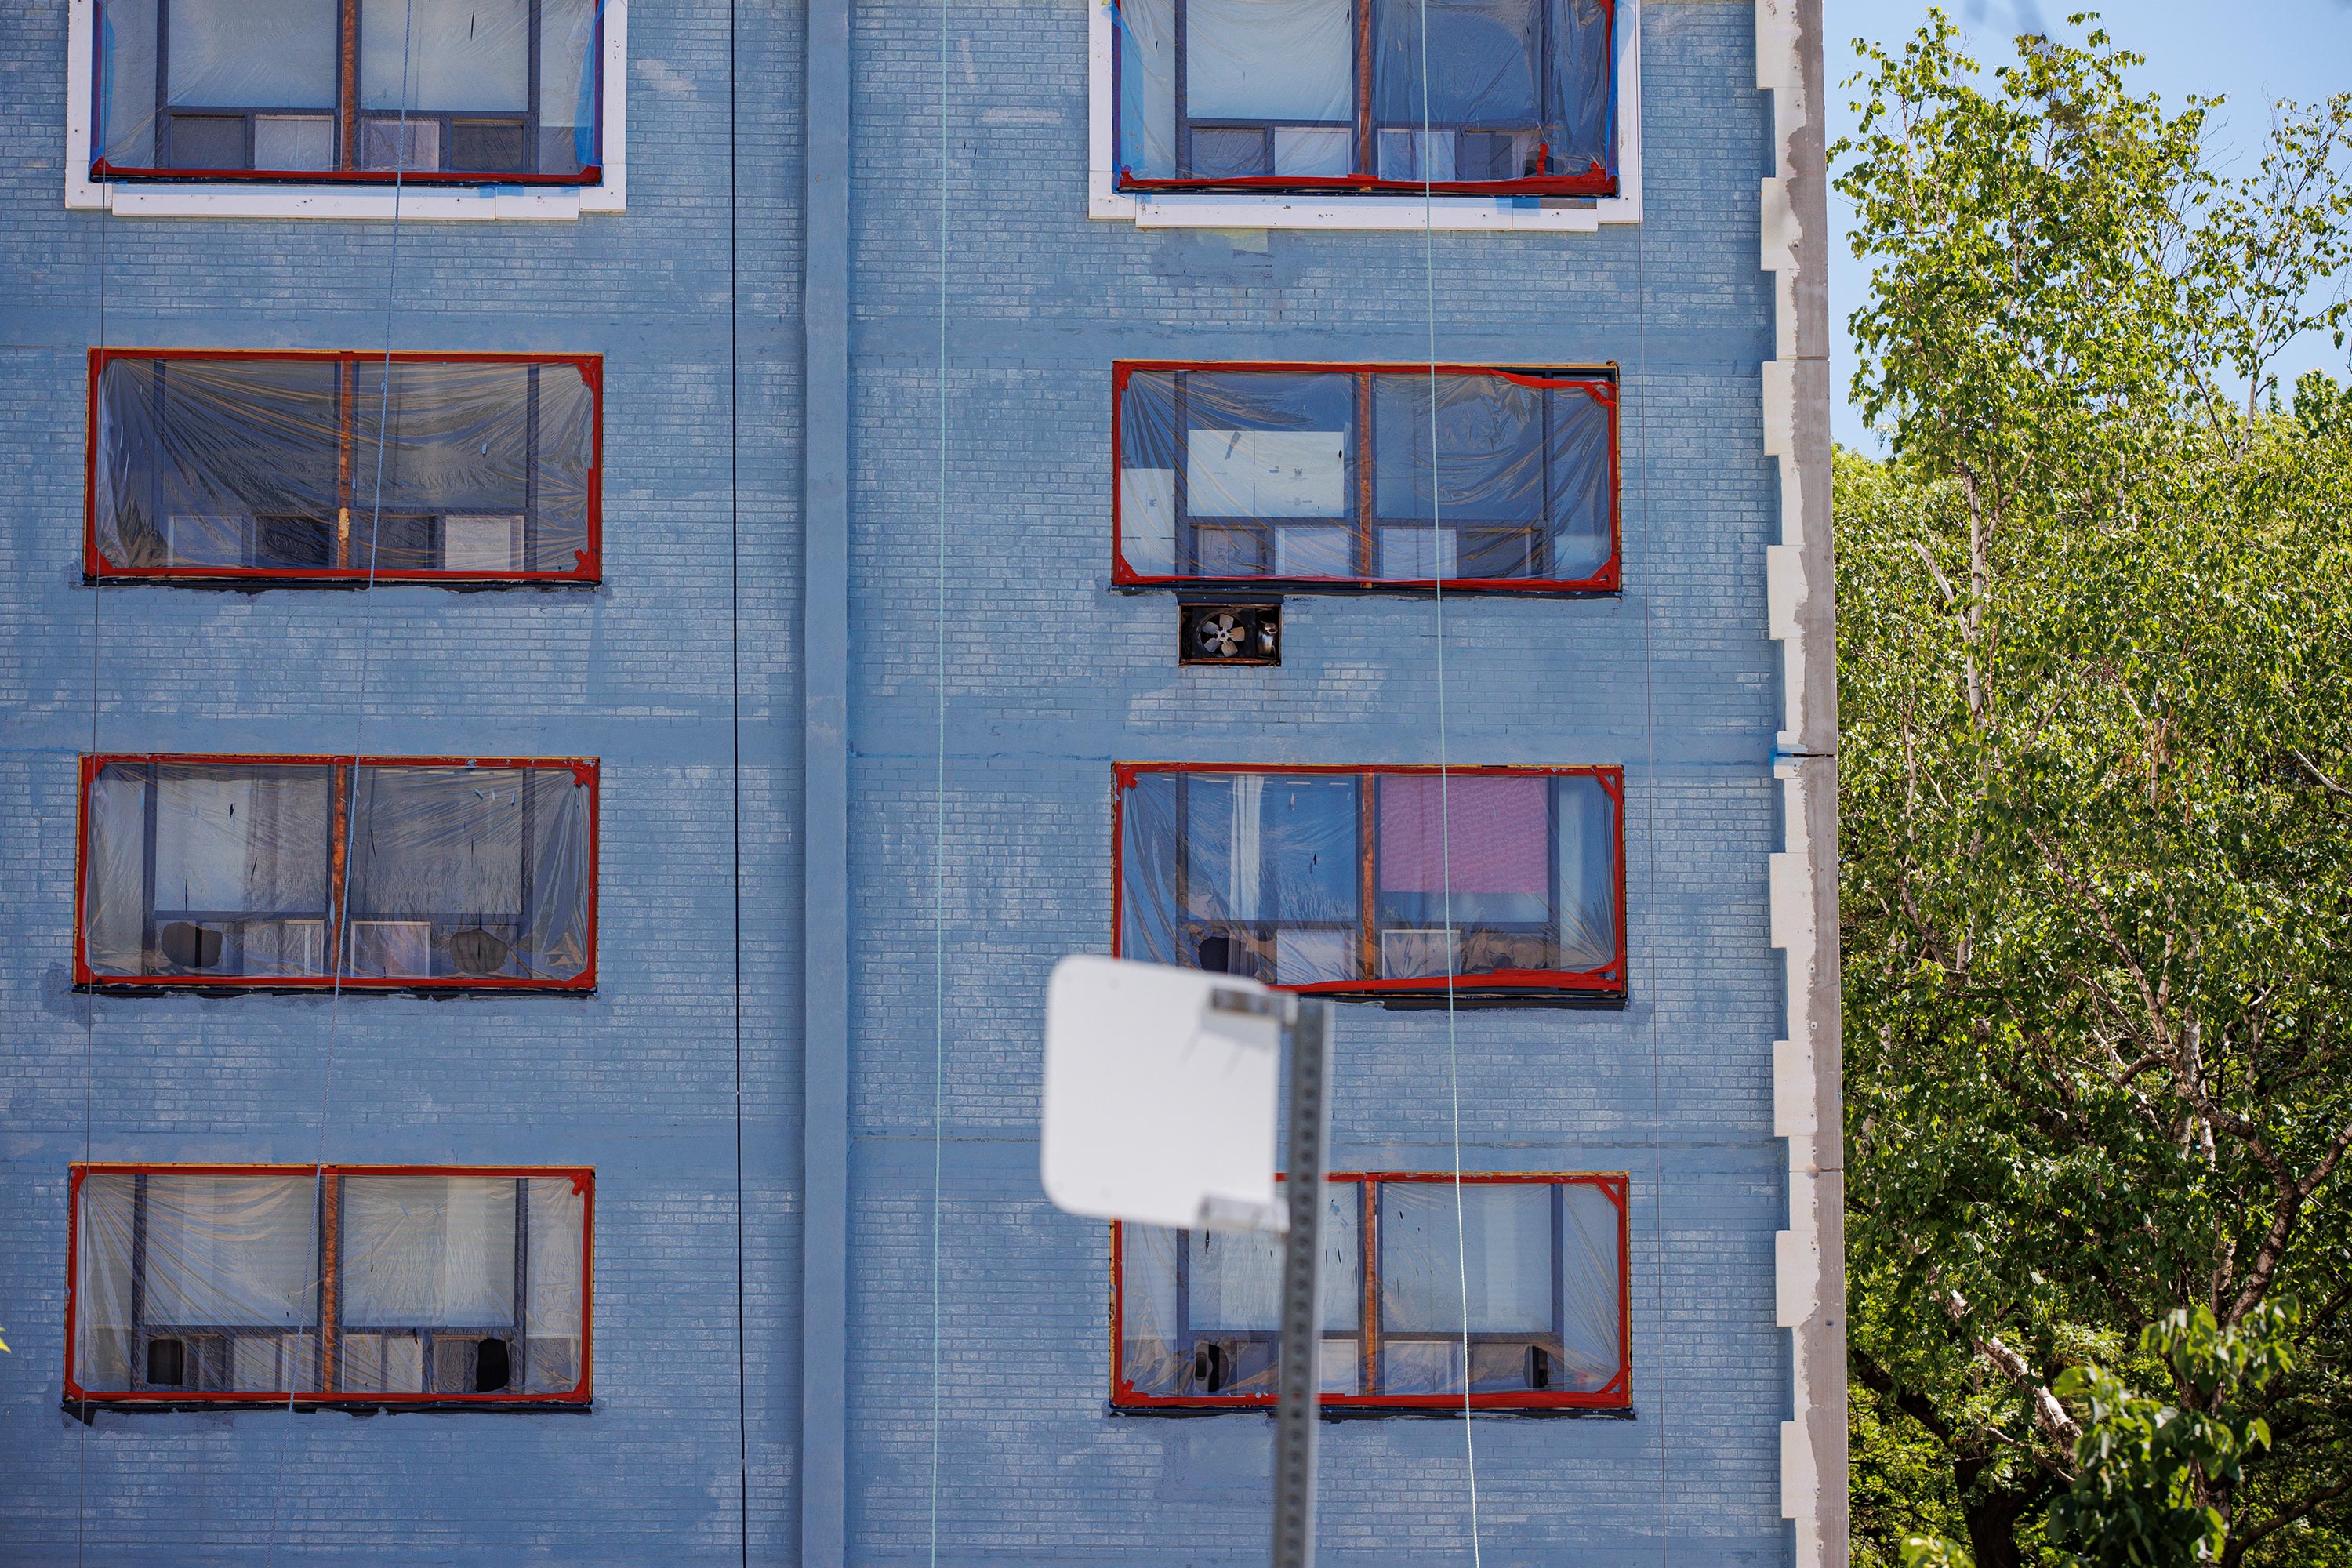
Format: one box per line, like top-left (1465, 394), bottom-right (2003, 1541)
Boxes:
top-left (1111, 361), bottom-right (1620, 593)
top-left (1112, 762), bottom-right (1628, 1002)
top-left (72, 753), bottom-right (601, 993)
top-left (64, 1162), bottom-right (595, 1410)
top-left (84, 349), bottom-right (604, 586)
top-left (1111, 1171), bottom-right (1632, 1412)
top-left (1110, 0), bottom-right (1618, 198)
top-left (87, 0), bottom-right (606, 187)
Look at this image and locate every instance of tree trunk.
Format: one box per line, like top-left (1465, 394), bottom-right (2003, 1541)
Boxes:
top-left (1962, 1486), bottom-right (2038, 1568)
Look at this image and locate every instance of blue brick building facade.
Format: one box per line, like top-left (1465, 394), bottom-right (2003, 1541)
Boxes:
top-left (0, 0), bottom-right (1843, 1563)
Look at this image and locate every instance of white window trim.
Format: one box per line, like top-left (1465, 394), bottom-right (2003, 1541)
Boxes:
top-left (1087, 0), bottom-right (1639, 232)
top-left (62, 0), bottom-right (627, 221)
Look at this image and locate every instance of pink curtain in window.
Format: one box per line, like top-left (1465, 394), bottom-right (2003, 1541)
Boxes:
top-left (1377, 775), bottom-right (1547, 894)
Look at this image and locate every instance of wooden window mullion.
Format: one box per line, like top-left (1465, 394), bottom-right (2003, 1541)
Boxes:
top-left (139, 761), bottom-right (160, 971)
top-left (129, 1173), bottom-right (151, 1364)
top-left (1355, 372), bottom-right (1375, 578)
top-left (318, 1170), bottom-right (341, 1392)
top-left (1172, 0), bottom-right (1191, 177)
top-left (1173, 1223), bottom-right (1194, 1365)
top-left (336, 358), bottom-right (355, 569)
top-left (154, 0), bottom-right (172, 168)
top-left (1356, 775), bottom-right (1377, 982)
top-left (524, 365), bottom-right (542, 569)
top-left (513, 1176), bottom-right (531, 1388)
top-left (1359, 1178), bottom-right (1380, 1396)
top-left (1539, 388), bottom-right (1554, 579)
top-left (328, 763), bottom-right (353, 979)
top-left (338, 0), bottom-right (359, 171)
top-left (1173, 372), bottom-right (1193, 575)
top-left (146, 362), bottom-right (169, 565)
top-left (1353, 0), bottom-right (1374, 176)
top-left (526, 0), bottom-right (544, 175)
top-left (1549, 1181), bottom-right (1567, 1376)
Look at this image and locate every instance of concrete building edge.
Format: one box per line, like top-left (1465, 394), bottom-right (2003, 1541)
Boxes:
top-left (1758, 2), bottom-right (1847, 1566)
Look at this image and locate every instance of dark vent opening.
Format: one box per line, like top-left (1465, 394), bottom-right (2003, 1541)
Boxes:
top-left (474, 1338), bottom-right (512, 1392)
top-left (161, 921), bottom-right (223, 970)
top-left (145, 1338), bottom-right (186, 1387)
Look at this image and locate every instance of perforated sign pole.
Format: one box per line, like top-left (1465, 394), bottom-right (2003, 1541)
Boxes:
top-left (1271, 998), bottom-right (1331, 1568)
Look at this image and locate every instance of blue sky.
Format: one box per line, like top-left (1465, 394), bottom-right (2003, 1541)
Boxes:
top-left (1824, 0), bottom-right (2352, 448)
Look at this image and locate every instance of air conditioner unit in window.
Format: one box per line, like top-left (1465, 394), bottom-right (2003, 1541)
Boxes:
top-left (350, 920), bottom-right (431, 978)
top-left (441, 514), bottom-right (526, 572)
top-left (165, 513), bottom-right (255, 568)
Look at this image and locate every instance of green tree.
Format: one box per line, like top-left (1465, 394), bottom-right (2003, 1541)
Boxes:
top-left (1835, 13), bottom-right (2352, 1566)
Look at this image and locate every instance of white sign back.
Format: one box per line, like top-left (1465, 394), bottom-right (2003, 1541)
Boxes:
top-left (1040, 955), bottom-right (1287, 1232)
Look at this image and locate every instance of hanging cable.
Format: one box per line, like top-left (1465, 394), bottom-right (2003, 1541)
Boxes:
top-left (1415, 0), bottom-right (1482, 1559)
top-left (731, 0), bottom-right (752, 1556)
top-left (260, 2), bottom-right (416, 1558)
top-left (1634, 154), bottom-right (1669, 1568)
top-left (76, 119), bottom-right (114, 1568)
top-left (928, 0), bottom-right (954, 1560)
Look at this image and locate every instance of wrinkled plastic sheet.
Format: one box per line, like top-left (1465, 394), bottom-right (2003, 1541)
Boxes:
top-left (93, 0), bottom-right (604, 181)
top-left (1117, 367), bottom-right (1613, 586)
top-left (80, 757), bottom-right (595, 986)
top-left (1118, 768), bottom-right (1621, 993)
top-left (1115, 0), bottom-right (1613, 191)
top-left (73, 1168), bottom-right (587, 1399)
top-left (1119, 1176), bottom-right (1624, 1403)
top-left (91, 354), bottom-right (597, 580)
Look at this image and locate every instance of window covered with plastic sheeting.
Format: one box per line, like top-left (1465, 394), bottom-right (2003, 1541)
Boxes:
top-left (1114, 1172), bottom-right (1627, 1410)
top-left (1115, 764), bottom-right (1624, 1002)
top-left (89, 0), bottom-right (605, 183)
top-left (75, 755), bottom-right (598, 991)
top-left (1112, 0), bottom-right (1615, 194)
top-left (86, 350), bottom-right (601, 584)
top-left (66, 1164), bottom-right (593, 1407)
top-left (1113, 363), bottom-right (1617, 591)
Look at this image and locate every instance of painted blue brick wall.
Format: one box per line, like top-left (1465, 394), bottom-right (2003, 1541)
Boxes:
top-left (0, 0), bottom-right (1798, 1562)
top-left (0, 0), bottom-right (807, 1561)
top-left (837, 0), bottom-right (1791, 1563)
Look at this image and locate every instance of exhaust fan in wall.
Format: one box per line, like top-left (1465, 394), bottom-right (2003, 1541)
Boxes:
top-left (1178, 601), bottom-right (1281, 666)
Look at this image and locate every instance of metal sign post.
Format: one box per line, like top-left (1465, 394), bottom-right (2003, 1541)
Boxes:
top-left (1036, 957), bottom-right (1333, 1568)
top-left (1271, 997), bottom-right (1331, 1568)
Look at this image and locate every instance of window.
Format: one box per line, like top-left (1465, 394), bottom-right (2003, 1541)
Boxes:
top-left (1112, 0), bottom-right (1616, 196)
top-left (88, 0), bottom-right (604, 184)
top-left (1116, 764), bottom-right (1623, 1001)
top-left (85, 351), bottom-right (601, 585)
top-left (1115, 1172), bottom-right (1627, 1410)
top-left (66, 1163), bottom-right (592, 1407)
top-left (75, 755), bottom-right (598, 992)
top-left (1114, 364), bottom-right (1616, 591)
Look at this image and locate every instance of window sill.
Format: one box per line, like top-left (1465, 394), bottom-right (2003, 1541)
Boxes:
top-left (1118, 578), bottom-right (1622, 599)
top-left (1108, 1400), bottom-right (1636, 1419)
top-left (1087, 0), bottom-right (1641, 234)
top-left (62, 0), bottom-right (629, 222)
top-left (84, 571), bottom-right (606, 592)
top-left (74, 978), bottom-right (597, 998)
top-left (1091, 187), bottom-right (1639, 235)
top-left (67, 1396), bottom-right (593, 1418)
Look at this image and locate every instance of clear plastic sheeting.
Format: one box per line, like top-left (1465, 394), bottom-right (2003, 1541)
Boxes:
top-left (78, 757), bottom-right (597, 989)
top-left (89, 352), bottom-right (600, 583)
top-left (92, 0), bottom-right (604, 181)
top-left (1119, 1185), bottom-right (1360, 1400)
top-left (70, 1167), bottom-right (590, 1403)
top-left (1117, 765), bottom-right (1623, 999)
top-left (1115, 365), bottom-right (1615, 588)
top-left (1116, 1174), bottom-right (1628, 1406)
top-left (1113, 0), bottom-right (1613, 192)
